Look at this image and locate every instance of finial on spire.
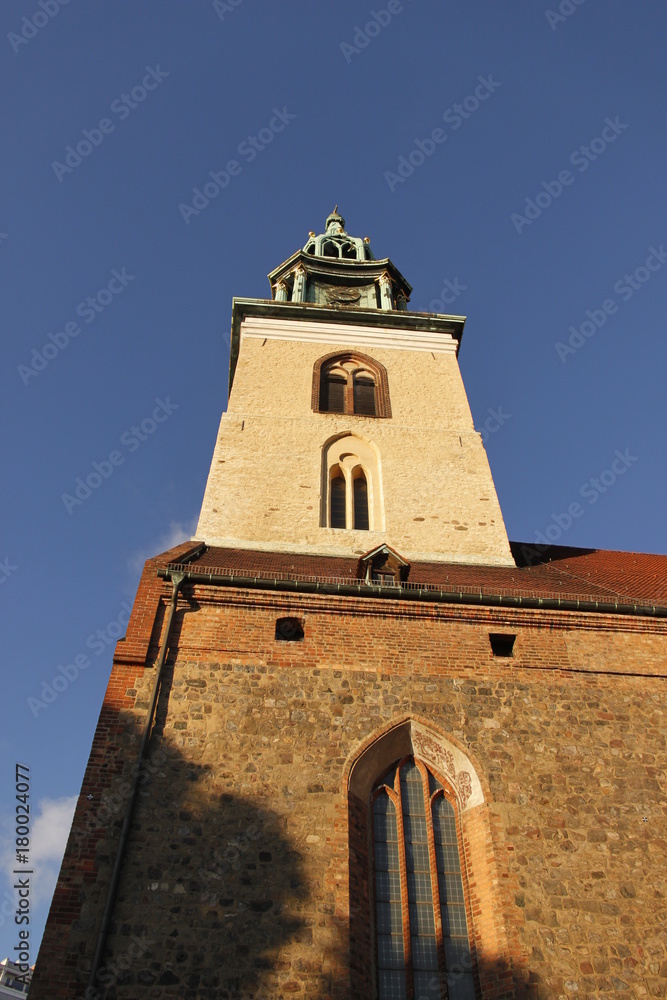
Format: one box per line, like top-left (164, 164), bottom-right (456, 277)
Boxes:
top-left (325, 206), bottom-right (345, 233)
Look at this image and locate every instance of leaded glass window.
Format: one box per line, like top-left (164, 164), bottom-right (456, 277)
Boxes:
top-left (372, 758), bottom-right (476, 1000)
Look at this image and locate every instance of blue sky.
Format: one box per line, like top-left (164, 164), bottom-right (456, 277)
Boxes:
top-left (1, 0), bottom-right (666, 962)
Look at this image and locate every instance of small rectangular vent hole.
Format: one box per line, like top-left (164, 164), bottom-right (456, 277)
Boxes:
top-left (275, 617), bottom-right (305, 642)
top-left (489, 633), bottom-right (516, 657)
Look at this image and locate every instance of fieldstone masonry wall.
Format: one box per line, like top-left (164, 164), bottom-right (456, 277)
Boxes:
top-left (32, 571), bottom-right (667, 1000)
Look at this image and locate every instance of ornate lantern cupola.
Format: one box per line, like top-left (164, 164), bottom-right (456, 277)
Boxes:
top-left (303, 206), bottom-right (374, 261)
top-left (268, 207), bottom-right (412, 311)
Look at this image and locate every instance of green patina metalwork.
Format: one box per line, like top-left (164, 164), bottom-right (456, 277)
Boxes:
top-left (303, 206), bottom-right (375, 262)
top-left (267, 208), bottom-right (413, 314)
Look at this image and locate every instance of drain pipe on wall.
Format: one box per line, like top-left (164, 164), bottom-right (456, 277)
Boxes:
top-left (87, 571), bottom-right (185, 994)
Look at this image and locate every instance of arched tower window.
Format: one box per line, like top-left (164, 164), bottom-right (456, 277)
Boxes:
top-left (322, 435), bottom-right (382, 532)
top-left (372, 757), bottom-right (476, 1000)
top-left (312, 352), bottom-right (391, 418)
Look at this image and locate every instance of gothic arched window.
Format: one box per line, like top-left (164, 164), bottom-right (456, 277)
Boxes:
top-left (312, 352), bottom-right (391, 418)
top-left (372, 757), bottom-right (476, 1000)
top-left (330, 470), bottom-right (347, 529)
top-left (327, 464), bottom-right (370, 531)
top-left (322, 434), bottom-right (382, 532)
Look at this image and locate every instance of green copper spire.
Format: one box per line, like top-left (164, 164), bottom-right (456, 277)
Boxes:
top-left (267, 208), bottom-right (411, 312)
top-left (303, 208), bottom-right (375, 262)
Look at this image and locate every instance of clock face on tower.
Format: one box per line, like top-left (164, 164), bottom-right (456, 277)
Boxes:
top-left (322, 284), bottom-right (362, 307)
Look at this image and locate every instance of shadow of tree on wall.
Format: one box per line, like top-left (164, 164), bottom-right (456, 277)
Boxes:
top-left (467, 957), bottom-right (546, 1000)
top-left (78, 712), bottom-right (551, 999)
top-left (36, 666), bottom-right (551, 999)
top-left (88, 704), bottom-right (315, 998)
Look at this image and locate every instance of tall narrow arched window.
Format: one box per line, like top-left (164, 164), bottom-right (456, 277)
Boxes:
top-left (322, 435), bottom-right (382, 532)
top-left (353, 472), bottom-right (369, 530)
top-left (372, 758), bottom-right (476, 1000)
top-left (330, 471), bottom-right (347, 529)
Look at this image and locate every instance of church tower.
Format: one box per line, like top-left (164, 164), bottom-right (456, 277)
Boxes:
top-left (32, 213), bottom-right (667, 1000)
top-left (197, 208), bottom-right (514, 567)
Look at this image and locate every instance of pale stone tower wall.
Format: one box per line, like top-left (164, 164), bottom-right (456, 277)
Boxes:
top-left (196, 312), bottom-right (515, 566)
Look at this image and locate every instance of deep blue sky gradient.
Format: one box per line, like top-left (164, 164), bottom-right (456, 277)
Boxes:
top-left (1, 0), bottom-right (666, 959)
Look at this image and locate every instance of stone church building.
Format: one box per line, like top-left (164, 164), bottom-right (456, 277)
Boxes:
top-left (32, 211), bottom-right (666, 999)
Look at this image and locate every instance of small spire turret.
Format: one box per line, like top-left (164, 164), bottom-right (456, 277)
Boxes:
top-left (303, 209), bottom-right (374, 262)
top-left (268, 208), bottom-right (411, 312)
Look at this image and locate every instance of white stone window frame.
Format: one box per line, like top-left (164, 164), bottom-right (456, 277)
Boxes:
top-left (322, 433), bottom-right (384, 532)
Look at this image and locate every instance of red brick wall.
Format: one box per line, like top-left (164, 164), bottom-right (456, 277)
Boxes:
top-left (32, 566), bottom-right (667, 999)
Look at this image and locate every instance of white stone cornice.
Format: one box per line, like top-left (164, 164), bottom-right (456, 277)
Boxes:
top-left (240, 315), bottom-right (458, 354)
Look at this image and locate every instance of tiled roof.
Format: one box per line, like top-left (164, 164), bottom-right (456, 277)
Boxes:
top-left (167, 542), bottom-right (667, 608)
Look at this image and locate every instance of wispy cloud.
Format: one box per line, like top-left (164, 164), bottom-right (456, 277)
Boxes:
top-left (1, 795), bottom-right (77, 908)
top-left (126, 517), bottom-right (198, 577)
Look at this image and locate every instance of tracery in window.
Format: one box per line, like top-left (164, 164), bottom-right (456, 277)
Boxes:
top-left (312, 352), bottom-right (391, 418)
top-left (321, 435), bottom-right (383, 531)
top-left (372, 758), bottom-right (476, 1000)
top-left (321, 237), bottom-right (359, 259)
